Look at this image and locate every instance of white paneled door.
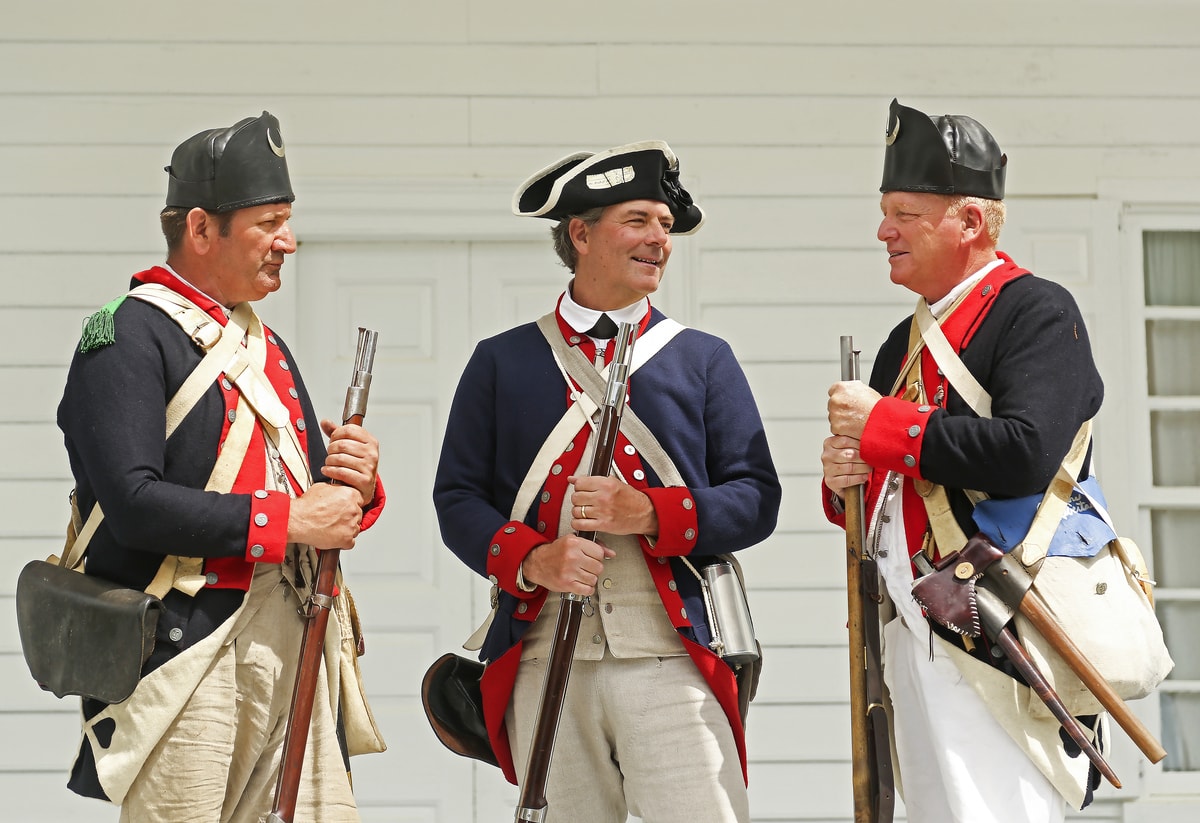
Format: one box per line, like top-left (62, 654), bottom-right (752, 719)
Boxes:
top-left (293, 237), bottom-right (566, 822)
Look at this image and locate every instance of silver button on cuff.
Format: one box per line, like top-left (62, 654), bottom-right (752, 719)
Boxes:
top-left (254, 513), bottom-right (268, 527)
top-left (903, 455), bottom-right (917, 468)
top-left (205, 572), bottom-right (219, 585)
top-left (684, 528), bottom-right (696, 540)
top-left (908, 425), bottom-right (921, 437)
top-left (917, 405), bottom-right (931, 413)
top-left (504, 526), bottom-right (517, 534)
top-left (254, 489), bottom-right (268, 499)
top-left (517, 602), bottom-right (528, 614)
top-left (250, 544), bottom-right (265, 558)
top-left (169, 628), bottom-right (184, 642)
top-left (682, 499), bottom-right (694, 510)
top-left (490, 544), bottom-right (501, 556)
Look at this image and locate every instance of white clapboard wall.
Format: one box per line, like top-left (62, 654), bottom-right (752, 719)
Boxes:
top-left (2, 2), bottom-right (1199, 821)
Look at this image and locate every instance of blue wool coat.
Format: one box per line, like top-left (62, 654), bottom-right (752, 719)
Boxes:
top-left (433, 306), bottom-right (781, 779)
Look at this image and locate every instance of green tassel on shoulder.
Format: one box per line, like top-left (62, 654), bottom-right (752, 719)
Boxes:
top-left (78, 295), bottom-right (129, 353)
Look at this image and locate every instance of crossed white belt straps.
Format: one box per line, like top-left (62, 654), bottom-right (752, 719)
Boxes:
top-left (66, 283), bottom-right (311, 598)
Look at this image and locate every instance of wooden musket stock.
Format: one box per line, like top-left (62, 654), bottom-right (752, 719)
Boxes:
top-left (514, 323), bottom-right (637, 823)
top-left (268, 328), bottom-right (379, 823)
top-left (840, 336), bottom-right (893, 823)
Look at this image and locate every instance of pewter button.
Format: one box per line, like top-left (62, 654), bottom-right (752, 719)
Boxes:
top-left (169, 628), bottom-right (184, 642)
top-left (296, 419), bottom-right (306, 431)
top-left (268, 334), bottom-right (277, 345)
top-left (541, 491), bottom-right (552, 504)
top-left (602, 578), bottom-right (613, 589)
top-left (551, 464), bottom-right (563, 475)
top-left (682, 499), bottom-right (694, 510)
top-left (221, 377), bottom-right (232, 391)
top-left (254, 489), bottom-right (268, 499)
top-left (918, 405), bottom-right (931, 413)
top-left (255, 513), bottom-right (268, 527)
top-left (684, 528), bottom-right (696, 540)
top-left (633, 469), bottom-right (645, 481)
top-left (981, 285), bottom-right (992, 296)
top-left (569, 335), bottom-right (582, 345)
top-left (228, 409), bottom-right (237, 423)
top-left (680, 608), bottom-right (688, 619)
top-left (289, 387), bottom-right (298, 399)
top-left (517, 602), bottom-right (528, 614)
top-left (490, 544), bottom-right (501, 556)
top-left (279, 359), bottom-right (290, 371)
top-left (592, 634), bottom-right (602, 644)
top-left (657, 557), bottom-right (667, 564)
top-left (205, 572), bottom-right (219, 585)
top-left (564, 442), bottom-right (575, 452)
top-left (250, 544), bottom-right (265, 558)
top-left (624, 445), bottom-right (636, 455)
top-left (668, 580), bottom-right (677, 591)
top-left (908, 425), bottom-right (921, 437)
top-left (903, 455), bottom-right (916, 468)
top-left (604, 603), bottom-right (613, 614)
top-left (538, 521), bottom-right (547, 532)
top-left (504, 526), bottom-right (517, 534)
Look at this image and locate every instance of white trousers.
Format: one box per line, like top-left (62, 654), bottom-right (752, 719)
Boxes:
top-left (119, 576), bottom-right (357, 823)
top-left (506, 652), bottom-right (748, 823)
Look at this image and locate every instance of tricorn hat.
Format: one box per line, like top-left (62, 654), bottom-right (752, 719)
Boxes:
top-left (880, 99), bottom-right (1006, 200)
top-left (165, 111), bottom-right (295, 213)
top-left (512, 140), bottom-right (704, 235)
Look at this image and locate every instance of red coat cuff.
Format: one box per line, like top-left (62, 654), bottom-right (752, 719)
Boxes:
top-left (247, 490), bottom-right (289, 564)
top-left (643, 487), bottom-right (698, 556)
top-left (860, 396), bottom-right (935, 478)
top-left (821, 480), bottom-right (848, 528)
top-left (360, 475), bottom-right (386, 531)
top-left (486, 521), bottom-right (548, 600)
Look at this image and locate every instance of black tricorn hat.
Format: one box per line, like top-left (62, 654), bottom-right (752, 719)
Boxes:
top-left (165, 111), bottom-right (295, 213)
top-left (880, 99), bottom-right (1006, 200)
top-left (512, 140), bottom-right (704, 235)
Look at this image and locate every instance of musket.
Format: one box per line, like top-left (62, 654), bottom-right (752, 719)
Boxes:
top-left (840, 336), bottom-right (894, 823)
top-left (268, 327), bottom-right (379, 823)
top-left (514, 322), bottom-right (637, 823)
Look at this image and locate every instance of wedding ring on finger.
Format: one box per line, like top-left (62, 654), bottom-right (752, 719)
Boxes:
top-left (581, 504), bottom-right (588, 519)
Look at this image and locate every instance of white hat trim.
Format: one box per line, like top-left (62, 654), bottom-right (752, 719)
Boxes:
top-left (511, 140), bottom-right (678, 218)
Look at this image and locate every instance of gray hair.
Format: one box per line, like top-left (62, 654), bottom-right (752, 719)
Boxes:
top-left (947, 195), bottom-right (1006, 244)
top-left (550, 206), bottom-right (608, 272)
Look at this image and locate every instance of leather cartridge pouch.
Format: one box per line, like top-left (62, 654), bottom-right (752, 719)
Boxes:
top-left (910, 534), bottom-right (1005, 637)
top-left (421, 652), bottom-right (498, 767)
top-left (16, 559), bottom-right (161, 704)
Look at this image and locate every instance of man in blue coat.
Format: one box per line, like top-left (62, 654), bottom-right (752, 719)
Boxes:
top-left (433, 141), bottom-right (780, 822)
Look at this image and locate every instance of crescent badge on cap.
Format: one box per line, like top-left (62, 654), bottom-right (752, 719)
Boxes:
top-left (267, 125), bottom-right (286, 158)
top-left (885, 108), bottom-right (900, 146)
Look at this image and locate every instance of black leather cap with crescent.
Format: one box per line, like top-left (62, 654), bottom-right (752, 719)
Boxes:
top-left (512, 140), bottom-right (704, 235)
top-left (165, 111), bottom-right (295, 213)
top-left (881, 99), bottom-right (1007, 200)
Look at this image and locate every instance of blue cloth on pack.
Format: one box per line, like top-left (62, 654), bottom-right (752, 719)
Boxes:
top-left (971, 476), bottom-right (1117, 558)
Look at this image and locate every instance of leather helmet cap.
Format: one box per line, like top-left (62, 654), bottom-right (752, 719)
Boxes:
top-left (881, 99), bottom-right (1006, 200)
top-left (165, 111), bottom-right (295, 213)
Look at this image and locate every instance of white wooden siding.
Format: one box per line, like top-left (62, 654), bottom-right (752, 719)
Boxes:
top-left (2, 2), bottom-right (1199, 820)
